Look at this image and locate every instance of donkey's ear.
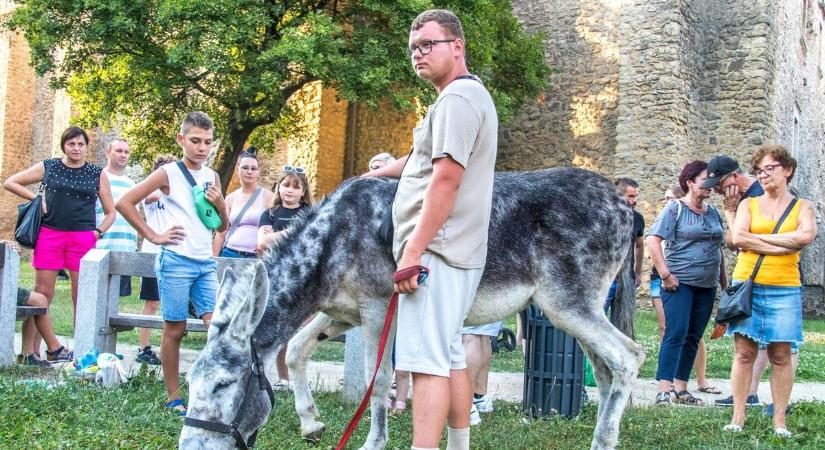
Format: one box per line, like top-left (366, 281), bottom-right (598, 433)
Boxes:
top-left (212, 267), bottom-right (239, 325)
top-left (227, 261), bottom-right (270, 341)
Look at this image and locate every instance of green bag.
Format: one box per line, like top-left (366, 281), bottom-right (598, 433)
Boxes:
top-left (177, 161), bottom-right (222, 230)
top-left (583, 355), bottom-right (597, 387)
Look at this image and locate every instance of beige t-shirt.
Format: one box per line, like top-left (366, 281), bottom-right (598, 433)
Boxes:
top-left (392, 77), bottom-right (498, 269)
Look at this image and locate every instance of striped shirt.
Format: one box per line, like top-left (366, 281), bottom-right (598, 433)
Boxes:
top-left (96, 171), bottom-right (138, 252)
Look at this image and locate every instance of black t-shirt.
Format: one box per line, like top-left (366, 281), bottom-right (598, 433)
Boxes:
top-left (42, 158), bottom-right (102, 231)
top-left (258, 204), bottom-right (308, 232)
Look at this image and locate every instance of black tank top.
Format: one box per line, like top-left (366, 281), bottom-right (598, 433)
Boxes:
top-left (42, 158), bottom-right (103, 231)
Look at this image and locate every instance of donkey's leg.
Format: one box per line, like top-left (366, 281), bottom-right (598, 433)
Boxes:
top-left (357, 301), bottom-right (395, 450)
top-left (579, 343), bottom-right (613, 420)
top-left (534, 292), bottom-right (644, 450)
top-left (287, 313), bottom-right (352, 442)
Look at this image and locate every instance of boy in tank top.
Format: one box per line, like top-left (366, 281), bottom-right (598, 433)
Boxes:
top-left (116, 112), bottom-right (229, 414)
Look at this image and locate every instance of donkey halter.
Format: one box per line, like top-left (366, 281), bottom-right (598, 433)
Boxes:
top-left (183, 337), bottom-right (276, 450)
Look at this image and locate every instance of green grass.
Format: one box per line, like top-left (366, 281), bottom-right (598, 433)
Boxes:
top-left (635, 309), bottom-right (825, 382)
top-left (16, 263), bottom-right (825, 380)
top-left (1, 366), bottom-right (824, 449)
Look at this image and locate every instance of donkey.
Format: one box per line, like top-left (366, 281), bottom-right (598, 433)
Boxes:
top-left (179, 168), bottom-right (645, 450)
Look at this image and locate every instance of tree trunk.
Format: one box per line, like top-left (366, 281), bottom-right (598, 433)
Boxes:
top-left (213, 117), bottom-right (256, 194)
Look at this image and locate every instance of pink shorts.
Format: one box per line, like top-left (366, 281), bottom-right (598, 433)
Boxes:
top-left (32, 226), bottom-right (97, 272)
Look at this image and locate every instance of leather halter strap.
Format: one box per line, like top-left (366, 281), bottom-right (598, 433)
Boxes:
top-left (335, 265), bottom-right (429, 450)
top-left (183, 337), bottom-right (275, 449)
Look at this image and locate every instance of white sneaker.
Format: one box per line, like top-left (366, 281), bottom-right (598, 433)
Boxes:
top-left (474, 394), bottom-right (494, 413)
top-left (469, 404), bottom-right (481, 426)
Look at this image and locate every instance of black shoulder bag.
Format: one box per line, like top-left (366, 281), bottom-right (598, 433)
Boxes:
top-left (378, 148), bottom-right (412, 246)
top-left (715, 197), bottom-right (799, 324)
top-left (15, 164), bottom-right (49, 249)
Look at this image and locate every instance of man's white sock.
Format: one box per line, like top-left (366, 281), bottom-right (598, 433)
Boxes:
top-left (446, 426), bottom-right (470, 450)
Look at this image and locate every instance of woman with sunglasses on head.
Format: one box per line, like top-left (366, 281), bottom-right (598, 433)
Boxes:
top-left (213, 148), bottom-right (273, 258)
top-left (257, 165), bottom-right (314, 387)
top-left (257, 165), bottom-right (313, 254)
top-left (723, 144), bottom-right (816, 438)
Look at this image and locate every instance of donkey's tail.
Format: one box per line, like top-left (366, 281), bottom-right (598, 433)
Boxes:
top-left (610, 246), bottom-right (636, 340)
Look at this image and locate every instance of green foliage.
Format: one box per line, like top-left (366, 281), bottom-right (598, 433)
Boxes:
top-left (5, 0), bottom-right (550, 177)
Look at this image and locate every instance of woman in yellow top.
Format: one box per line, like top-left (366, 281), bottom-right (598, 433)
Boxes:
top-left (725, 144), bottom-right (817, 438)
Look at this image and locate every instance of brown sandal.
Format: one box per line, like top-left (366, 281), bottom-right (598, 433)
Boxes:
top-left (673, 390), bottom-right (705, 406)
top-left (697, 385), bottom-right (722, 394)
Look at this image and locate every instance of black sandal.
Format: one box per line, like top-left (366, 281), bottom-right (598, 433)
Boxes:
top-left (673, 390), bottom-right (705, 406)
top-left (655, 391), bottom-right (671, 405)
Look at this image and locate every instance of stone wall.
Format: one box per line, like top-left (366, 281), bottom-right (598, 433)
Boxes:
top-left (351, 100), bottom-right (418, 174)
top-left (767, 0), bottom-right (825, 315)
top-left (0, 26), bottom-right (37, 240)
top-left (501, 0), bottom-right (621, 174)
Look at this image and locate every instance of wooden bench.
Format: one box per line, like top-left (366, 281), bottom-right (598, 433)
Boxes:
top-left (74, 250), bottom-right (256, 357)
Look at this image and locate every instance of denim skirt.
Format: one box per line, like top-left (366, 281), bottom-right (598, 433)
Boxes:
top-left (726, 281), bottom-right (803, 347)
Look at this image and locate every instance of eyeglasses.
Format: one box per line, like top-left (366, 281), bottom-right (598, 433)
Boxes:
top-left (406, 39), bottom-right (456, 57)
top-left (239, 165), bottom-right (259, 171)
top-left (754, 163), bottom-right (782, 177)
top-left (283, 165), bottom-right (305, 174)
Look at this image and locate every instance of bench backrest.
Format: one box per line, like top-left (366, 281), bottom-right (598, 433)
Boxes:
top-left (74, 249), bottom-right (257, 357)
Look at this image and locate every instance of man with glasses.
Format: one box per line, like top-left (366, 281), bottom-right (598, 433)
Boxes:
top-left (364, 9), bottom-right (497, 450)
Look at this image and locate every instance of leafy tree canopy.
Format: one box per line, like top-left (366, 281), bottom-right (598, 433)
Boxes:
top-left (7, 0), bottom-right (549, 185)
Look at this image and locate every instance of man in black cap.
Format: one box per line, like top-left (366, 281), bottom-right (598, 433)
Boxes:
top-left (700, 155), bottom-right (763, 248)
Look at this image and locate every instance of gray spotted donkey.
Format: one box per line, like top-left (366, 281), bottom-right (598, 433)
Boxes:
top-left (179, 167), bottom-right (645, 450)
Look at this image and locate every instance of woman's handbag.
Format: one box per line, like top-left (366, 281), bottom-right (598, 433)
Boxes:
top-left (15, 174), bottom-right (48, 249)
top-left (715, 197), bottom-right (799, 324)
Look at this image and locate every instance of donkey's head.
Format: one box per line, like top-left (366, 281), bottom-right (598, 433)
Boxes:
top-left (180, 262), bottom-right (272, 449)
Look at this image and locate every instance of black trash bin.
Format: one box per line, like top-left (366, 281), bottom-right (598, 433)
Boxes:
top-left (522, 305), bottom-right (585, 417)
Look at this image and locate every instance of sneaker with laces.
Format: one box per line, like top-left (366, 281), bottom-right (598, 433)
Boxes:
top-left (474, 394), bottom-right (494, 413)
top-left (136, 346), bottom-right (161, 365)
top-left (45, 346), bottom-right (73, 362)
top-left (715, 394), bottom-right (759, 407)
top-left (21, 353), bottom-right (51, 367)
top-left (469, 404), bottom-right (481, 426)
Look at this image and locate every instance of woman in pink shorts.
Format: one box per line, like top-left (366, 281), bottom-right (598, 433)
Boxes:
top-left (4, 127), bottom-right (116, 340)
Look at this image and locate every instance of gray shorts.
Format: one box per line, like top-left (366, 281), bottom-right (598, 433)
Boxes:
top-left (462, 320), bottom-right (504, 337)
top-left (395, 253), bottom-right (484, 377)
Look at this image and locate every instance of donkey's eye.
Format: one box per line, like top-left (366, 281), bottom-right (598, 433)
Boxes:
top-left (213, 380), bottom-right (233, 392)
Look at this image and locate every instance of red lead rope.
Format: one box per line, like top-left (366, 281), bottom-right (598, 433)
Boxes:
top-left (335, 265), bottom-right (428, 450)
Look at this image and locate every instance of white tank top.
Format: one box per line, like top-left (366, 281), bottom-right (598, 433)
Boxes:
top-left (140, 190), bottom-right (165, 254)
top-left (157, 162), bottom-right (217, 260)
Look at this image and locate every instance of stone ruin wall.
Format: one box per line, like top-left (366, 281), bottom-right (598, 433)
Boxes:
top-left (500, 0), bottom-right (620, 174)
top-left (501, 0), bottom-right (825, 313)
top-left (767, 0), bottom-right (825, 315)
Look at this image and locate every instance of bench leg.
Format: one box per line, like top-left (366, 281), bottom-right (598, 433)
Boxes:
top-left (75, 250), bottom-right (117, 358)
top-left (0, 245), bottom-right (21, 367)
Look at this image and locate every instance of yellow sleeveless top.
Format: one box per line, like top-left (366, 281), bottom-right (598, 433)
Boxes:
top-left (732, 197), bottom-right (801, 286)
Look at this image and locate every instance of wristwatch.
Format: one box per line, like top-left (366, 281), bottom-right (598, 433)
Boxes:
top-left (95, 227), bottom-right (105, 239)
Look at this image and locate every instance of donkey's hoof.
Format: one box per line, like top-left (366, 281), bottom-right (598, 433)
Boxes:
top-left (302, 423), bottom-right (325, 444)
